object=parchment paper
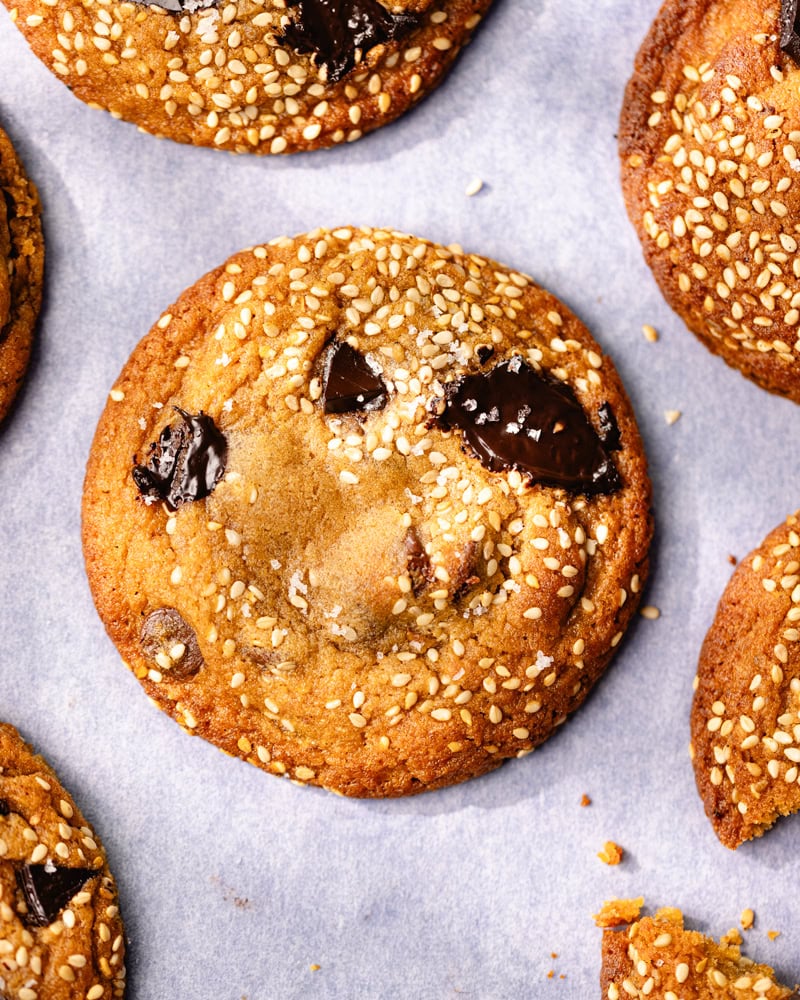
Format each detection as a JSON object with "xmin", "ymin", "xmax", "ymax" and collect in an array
[{"xmin": 1, "ymin": 2, "xmax": 798, "ymax": 996}]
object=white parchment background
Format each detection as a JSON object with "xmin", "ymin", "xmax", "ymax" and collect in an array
[{"xmin": 1, "ymin": 1, "xmax": 799, "ymax": 996}]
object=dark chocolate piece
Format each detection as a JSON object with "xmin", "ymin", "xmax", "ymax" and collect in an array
[
  {"xmin": 0, "ymin": 798, "xmax": 9, "ymax": 816},
  {"xmin": 404, "ymin": 528, "xmax": 432, "ymax": 595},
  {"xmin": 282, "ymin": 0, "xmax": 423, "ymax": 84},
  {"xmin": 781, "ymin": 0, "xmax": 800, "ymax": 64},
  {"xmin": 476, "ymin": 346, "xmax": 495, "ymax": 365},
  {"xmin": 141, "ymin": 608, "xmax": 205, "ymax": 679},
  {"xmin": 597, "ymin": 402, "xmax": 621, "ymax": 451},
  {"xmin": 133, "ymin": 408, "xmax": 228, "ymax": 511},
  {"xmin": 16, "ymin": 864, "xmax": 94, "ymax": 927},
  {"xmin": 434, "ymin": 357, "xmax": 621, "ymax": 495},
  {"xmin": 323, "ymin": 341, "xmax": 387, "ymax": 414}
]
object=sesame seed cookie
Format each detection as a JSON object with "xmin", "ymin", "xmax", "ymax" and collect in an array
[
  {"xmin": 0, "ymin": 123, "xmax": 43, "ymax": 423},
  {"xmin": 620, "ymin": 0, "xmax": 800, "ymax": 402},
  {"xmin": 2, "ymin": 0, "xmax": 491, "ymax": 154},
  {"xmin": 0, "ymin": 722, "xmax": 126, "ymax": 999},
  {"xmin": 691, "ymin": 511, "xmax": 800, "ymax": 849},
  {"xmin": 601, "ymin": 906, "xmax": 797, "ymax": 999},
  {"xmin": 82, "ymin": 226, "xmax": 652, "ymax": 797}
]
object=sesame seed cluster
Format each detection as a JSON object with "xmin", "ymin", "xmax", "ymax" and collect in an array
[
  {"xmin": 0, "ymin": 124, "xmax": 43, "ymax": 423},
  {"xmin": 691, "ymin": 511, "xmax": 800, "ymax": 849},
  {"xmin": 601, "ymin": 908, "xmax": 795, "ymax": 1000},
  {"xmin": 0, "ymin": 724, "xmax": 126, "ymax": 1000},
  {"xmin": 82, "ymin": 226, "xmax": 652, "ymax": 796},
  {"xmin": 620, "ymin": 0, "xmax": 800, "ymax": 402},
  {"xmin": 2, "ymin": 0, "xmax": 490, "ymax": 153}
]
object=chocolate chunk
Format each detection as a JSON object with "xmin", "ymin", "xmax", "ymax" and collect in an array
[
  {"xmin": 781, "ymin": 0, "xmax": 800, "ymax": 64},
  {"xmin": 476, "ymin": 346, "xmax": 495, "ymax": 365},
  {"xmin": 434, "ymin": 357, "xmax": 621, "ymax": 495},
  {"xmin": 0, "ymin": 798, "xmax": 9, "ymax": 816},
  {"xmin": 597, "ymin": 402, "xmax": 622, "ymax": 451},
  {"xmin": 323, "ymin": 341, "xmax": 387, "ymax": 414},
  {"xmin": 133, "ymin": 408, "xmax": 227, "ymax": 511},
  {"xmin": 404, "ymin": 528, "xmax": 432, "ymax": 595},
  {"xmin": 281, "ymin": 0, "xmax": 423, "ymax": 84},
  {"xmin": 141, "ymin": 608, "xmax": 204, "ymax": 679},
  {"xmin": 16, "ymin": 864, "xmax": 94, "ymax": 927}
]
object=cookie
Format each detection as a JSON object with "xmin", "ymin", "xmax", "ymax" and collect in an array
[
  {"xmin": 2, "ymin": 0, "xmax": 491, "ymax": 154},
  {"xmin": 0, "ymin": 123, "xmax": 43, "ymax": 423},
  {"xmin": 82, "ymin": 226, "xmax": 652, "ymax": 797},
  {"xmin": 620, "ymin": 0, "xmax": 800, "ymax": 402},
  {"xmin": 0, "ymin": 723, "xmax": 126, "ymax": 999},
  {"xmin": 601, "ymin": 906, "xmax": 797, "ymax": 999},
  {"xmin": 691, "ymin": 511, "xmax": 800, "ymax": 849}
]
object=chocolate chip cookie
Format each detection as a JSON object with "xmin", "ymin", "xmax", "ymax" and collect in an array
[
  {"xmin": 692, "ymin": 511, "xmax": 800, "ymax": 848},
  {"xmin": 0, "ymin": 723, "xmax": 126, "ymax": 999},
  {"xmin": 83, "ymin": 226, "xmax": 652, "ymax": 797},
  {"xmin": 620, "ymin": 0, "xmax": 800, "ymax": 402},
  {"xmin": 2, "ymin": 0, "xmax": 491, "ymax": 154},
  {"xmin": 0, "ymin": 123, "xmax": 43, "ymax": 423},
  {"xmin": 601, "ymin": 905, "xmax": 797, "ymax": 999}
]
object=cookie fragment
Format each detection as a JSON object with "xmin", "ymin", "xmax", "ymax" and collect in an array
[
  {"xmin": 0, "ymin": 722, "xmax": 126, "ymax": 998},
  {"xmin": 3, "ymin": 0, "xmax": 493, "ymax": 154},
  {"xmin": 83, "ymin": 226, "xmax": 652, "ymax": 798},
  {"xmin": 691, "ymin": 511, "xmax": 800, "ymax": 848},
  {"xmin": 600, "ymin": 906, "xmax": 797, "ymax": 999},
  {"xmin": 0, "ymin": 124, "xmax": 44, "ymax": 423},
  {"xmin": 620, "ymin": 0, "xmax": 800, "ymax": 401}
]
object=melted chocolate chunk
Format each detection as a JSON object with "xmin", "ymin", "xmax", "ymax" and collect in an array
[
  {"xmin": 434, "ymin": 357, "xmax": 621, "ymax": 495},
  {"xmin": 282, "ymin": 0, "xmax": 423, "ymax": 84},
  {"xmin": 404, "ymin": 527, "xmax": 432, "ymax": 595},
  {"xmin": 16, "ymin": 864, "xmax": 94, "ymax": 927},
  {"xmin": 323, "ymin": 341, "xmax": 387, "ymax": 414},
  {"xmin": 133, "ymin": 408, "xmax": 227, "ymax": 511},
  {"xmin": 141, "ymin": 608, "xmax": 204, "ymax": 679},
  {"xmin": 597, "ymin": 402, "xmax": 622, "ymax": 451},
  {"xmin": 0, "ymin": 799, "xmax": 9, "ymax": 816},
  {"xmin": 781, "ymin": 0, "xmax": 800, "ymax": 63},
  {"xmin": 476, "ymin": 346, "xmax": 495, "ymax": 365}
]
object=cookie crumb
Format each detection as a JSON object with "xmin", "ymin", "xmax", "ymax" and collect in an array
[
  {"xmin": 465, "ymin": 177, "xmax": 484, "ymax": 197},
  {"xmin": 310, "ymin": 964, "xmax": 321, "ymax": 972},
  {"xmin": 580, "ymin": 793, "xmax": 591, "ymax": 807},
  {"xmin": 664, "ymin": 409, "xmax": 682, "ymax": 425},
  {"xmin": 593, "ymin": 897, "xmax": 644, "ymax": 928},
  {"xmin": 641, "ymin": 324, "xmax": 659, "ymax": 342},
  {"xmin": 720, "ymin": 927, "xmax": 742, "ymax": 948},
  {"xmin": 547, "ymin": 970, "xmax": 554, "ymax": 980},
  {"xmin": 740, "ymin": 908, "xmax": 755, "ymax": 930},
  {"xmin": 597, "ymin": 841, "xmax": 624, "ymax": 865},
  {"xmin": 728, "ymin": 554, "xmax": 737, "ymax": 565},
  {"xmin": 768, "ymin": 930, "xmax": 781, "ymax": 941},
  {"xmin": 639, "ymin": 605, "xmax": 660, "ymax": 620}
]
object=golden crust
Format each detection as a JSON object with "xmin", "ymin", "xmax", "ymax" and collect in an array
[
  {"xmin": 601, "ymin": 908, "xmax": 797, "ymax": 1000},
  {"xmin": 3, "ymin": 0, "xmax": 491, "ymax": 154},
  {"xmin": 0, "ymin": 123, "xmax": 44, "ymax": 423},
  {"xmin": 0, "ymin": 722, "xmax": 126, "ymax": 999},
  {"xmin": 691, "ymin": 511, "xmax": 800, "ymax": 848},
  {"xmin": 82, "ymin": 226, "xmax": 652, "ymax": 797},
  {"xmin": 620, "ymin": 0, "xmax": 800, "ymax": 402}
]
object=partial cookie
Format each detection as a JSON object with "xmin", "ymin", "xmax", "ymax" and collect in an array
[
  {"xmin": 0, "ymin": 723, "xmax": 126, "ymax": 999},
  {"xmin": 692, "ymin": 511, "xmax": 800, "ymax": 848},
  {"xmin": 83, "ymin": 226, "xmax": 652, "ymax": 797},
  {"xmin": 601, "ymin": 906, "xmax": 797, "ymax": 999},
  {"xmin": 0, "ymin": 123, "xmax": 43, "ymax": 422},
  {"xmin": 2, "ymin": 0, "xmax": 491, "ymax": 154},
  {"xmin": 620, "ymin": 0, "xmax": 800, "ymax": 402}
]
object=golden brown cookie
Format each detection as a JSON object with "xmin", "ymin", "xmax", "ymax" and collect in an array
[
  {"xmin": 2, "ymin": 0, "xmax": 491, "ymax": 154},
  {"xmin": 0, "ymin": 723, "xmax": 126, "ymax": 999},
  {"xmin": 691, "ymin": 511, "xmax": 800, "ymax": 849},
  {"xmin": 620, "ymin": 0, "xmax": 800, "ymax": 402},
  {"xmin": 601, "ymin": 906, "xmax": 797, "ymax": 999},
  {"xmin": 82, "ymin": 226, "xmax": 652, "ymax": 797},
  {"xmin": 0, "ymin": 123, "xmax": 43, "ymax": 423}
]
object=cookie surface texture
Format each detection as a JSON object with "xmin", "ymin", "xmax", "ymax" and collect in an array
[
  {"xmin": 620, "ymin": 0, "xmax": 800, "ymax": 401},
  {"xmin": 0, "ymin": 723, "xmax": 126, "ymax": 999},
  {"xmin": 601, "ymin": 907, "xmax": 797, "ymax": 999},
  {"xmin": 83, "ymin": 226, "xmax": 652, "ymax": 797},
  {"xmin": 692, "ymin": 511, "xmax": 800, "ymax": 848},
  {"xmin": 0, "ymin": 124, "xmax": 43, "ymax": 423},
  {"xmin": 2, "ymin": 0, "xmax": 491, "ymax": 154}
]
